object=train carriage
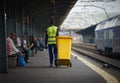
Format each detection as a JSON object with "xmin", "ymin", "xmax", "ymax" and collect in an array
[{"xmin": 95, "ymin": 15, "xmax": 120, "ymax": 55}]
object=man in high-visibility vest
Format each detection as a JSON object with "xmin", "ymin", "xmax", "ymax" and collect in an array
[{"xmin": 45, "ymin": 21, "xmax": 59, "ymax": 67}]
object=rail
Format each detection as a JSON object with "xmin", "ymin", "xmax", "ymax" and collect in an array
[{"xmin": 72, "ymin": 43, "xmax": 120, "ymax": 70}]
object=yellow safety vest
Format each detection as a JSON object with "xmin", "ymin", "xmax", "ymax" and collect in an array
[{"xmin": 47, "ymin": 25, "xmax": 58, "ymax": 44}]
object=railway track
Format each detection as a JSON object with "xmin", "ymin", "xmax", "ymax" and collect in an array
[{"xmin": 72, "ymin": 43, "xmax": 120, "ymax": 70}]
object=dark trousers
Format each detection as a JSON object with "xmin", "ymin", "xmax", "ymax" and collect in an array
[{"xmin": 48, "ymin": 44, "xmax": 57, "ymax": 65}]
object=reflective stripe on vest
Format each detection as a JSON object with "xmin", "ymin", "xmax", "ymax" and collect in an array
[{"xmin": 47, "ymin": 25, "xmax": 58, "ymax": 44}]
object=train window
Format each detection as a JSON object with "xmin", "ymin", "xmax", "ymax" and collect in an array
[
  {"xmin": 104, "ymin": 31, "xmax": 109, "ymax": 40},
  {"xmin": 95, "ymin": 32, "xmax": 98, "ymax": 39},
  {"xmin": 109, "ymin": 29, "xmax": 114, "ymax": 39},
  {"xmin": 103, "ymin": 30, "xmax": 113, "ymax": 40}
]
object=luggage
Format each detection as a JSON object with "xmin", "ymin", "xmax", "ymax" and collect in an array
[{"xmin": 18, "ymin": 55, "xmax": 25, "ymax": 67}]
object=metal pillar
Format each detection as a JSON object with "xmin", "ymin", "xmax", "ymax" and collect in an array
[
  {"xmin": 0, "ymin": 0, "xmax": 8, "ymax": 73},
  {"xmin": 15, "ymin": 5, "xmax": 23, "ymax": 37}
]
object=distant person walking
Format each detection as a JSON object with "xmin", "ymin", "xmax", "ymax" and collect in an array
[{"xmin": 45, "ymin": 20, "xmax": 59, "ymax": 67}]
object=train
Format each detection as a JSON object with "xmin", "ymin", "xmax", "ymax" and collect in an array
[{"xmin": 95, "ymin": 15, "xmax": 120, "ymax": 55}]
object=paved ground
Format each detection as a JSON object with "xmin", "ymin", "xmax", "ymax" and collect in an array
[{"xmin": 0, "ymin": 50, "xmax": 106, "ymax": 83}]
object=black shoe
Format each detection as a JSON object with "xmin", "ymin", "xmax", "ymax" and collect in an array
[{"xmin": 54, "ymin": 60, "xmax": 57, "ymax": 65}]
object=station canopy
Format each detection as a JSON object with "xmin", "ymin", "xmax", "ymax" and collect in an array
[{"xmin": 60, "ymin": 0, "xmax": 120, "ymax": 30}]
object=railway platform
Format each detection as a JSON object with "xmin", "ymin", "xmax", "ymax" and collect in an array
[{"xmin": 0, "ymin": 50, "xmax": 119, "ymax": 83}]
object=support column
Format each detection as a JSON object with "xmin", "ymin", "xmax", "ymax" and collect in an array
[{"xmin": 0, "ymin": 0, "xmax": 8, "ymax": 73}]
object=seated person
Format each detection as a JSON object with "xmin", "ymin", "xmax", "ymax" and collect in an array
[{"xmin": 6, "ymin": 32, "xmax": 25, "ymax": 66}]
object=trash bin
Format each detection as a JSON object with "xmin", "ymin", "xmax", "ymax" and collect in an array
[{"xmin": 56, "ymin": 36, "xmax": 72, "ymax": 67}]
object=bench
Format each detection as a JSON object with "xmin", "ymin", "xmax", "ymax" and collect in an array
[{"xmin": 8, "ymin": 54, "xmax": 17, "ymax": 69}]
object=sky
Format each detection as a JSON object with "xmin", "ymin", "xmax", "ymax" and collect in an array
[{"xmin": 60, "ymin": 0, "xmax": 120, "ymax": 30}]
